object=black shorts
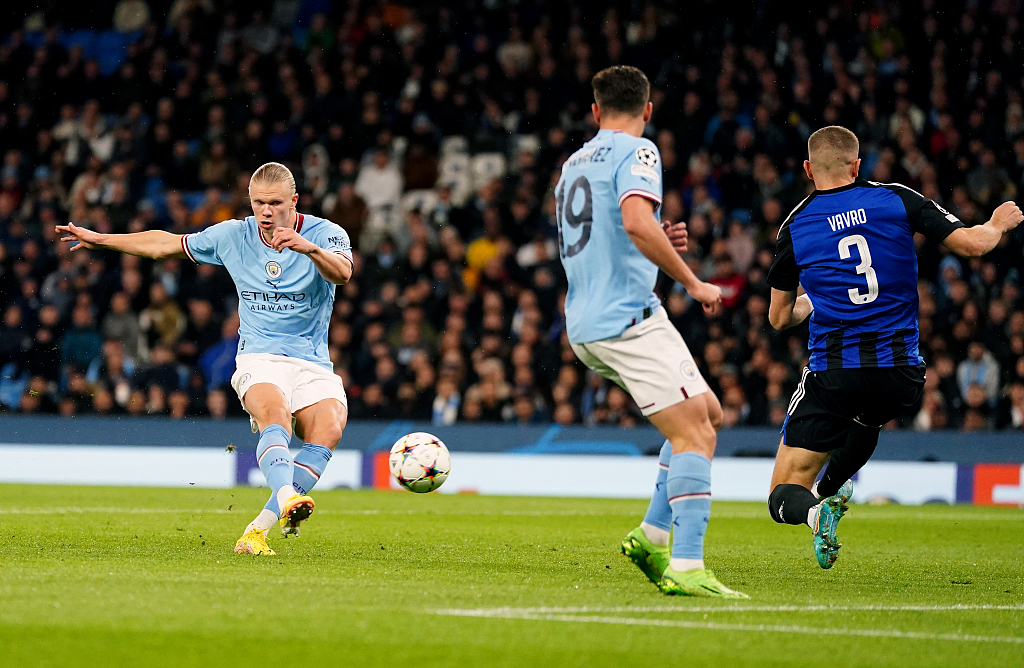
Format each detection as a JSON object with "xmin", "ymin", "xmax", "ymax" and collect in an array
[{"xmin": 782, "ymin": 365, "xmax": 926, "ymax": 453}]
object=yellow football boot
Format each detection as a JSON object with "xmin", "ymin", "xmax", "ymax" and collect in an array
[
  {"xmin": 279, "ymin": 494, "xmax": 315, "ymax": 538},
  {"xmin": 234, "ymin": 529, "xmax": 276, "ymax": 556}
]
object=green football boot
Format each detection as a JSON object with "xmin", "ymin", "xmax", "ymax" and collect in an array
[
  {"xmin": 620, "ymin": 527, "xmax": 670, "ymax": 584},
  {"xmin": 657, "ymin": 567, "xmax": 750, "ymax": 599},
  {"xmin": 812, "ymin": 480, "xmax": 853, "ymax": 569}
]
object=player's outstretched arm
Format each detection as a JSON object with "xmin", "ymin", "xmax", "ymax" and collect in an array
[
  {"xmin": 621, "ymin": 195, "xmax": 722, "ymax": 315},
  {"xmin": 56, "ymin": 222, "xmax": 186, "ymax": 260},
  {"xmin": 269, "ymin": 227, "xmax": 352, "ymax": 284},
  {"xmin": 768, "ymin": 288, "xmax": 814, "ymax": 330},
  {"xmin": 942, "ymin": 201, "xmax": 1023, "ymax": 257}
]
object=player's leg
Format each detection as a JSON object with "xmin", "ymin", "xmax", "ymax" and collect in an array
[
  {"xmin": 577, "ymin": 313, "xmax": 745, "ymax": 596},
  {"xmin": 768, "ymin": 368, "xmax": 857, "ymax": 568},
  {"xmin": 235, "ymin": 382, "xmax": 294, "ymax": 554},
  {"xmin": 629, "ymin": 392, "xmax": 720, "ymax": 556},
  {"xmin": 814, "ymin": 422, "xmax": 879, "ymax": 498},
  {"xmin": 572, "ymin": 341, "xmax": 673, "ymax": 582},
  {"xmin": 647, "ymin": 394, "xmax": 714, "ymax": 570},
  {"xmin": 292, "ymin": 398, "xmax": 347, "ymax": 491},
  {"xmin": 276, "ymin": 364, "xmax": 349, "ymax": 536},
  {"xmin": 768, "ymin": 440, "xmax": 830, "ymax": 527},
  {"xmin": 648, "ymin": 395, "xmax": 746, "ymax": 598},
  {"xmin": 815, "ymin": 366, "xmax": 924, "ymax": 498},
  {"xmin": 276, "ymin": 398, "xmax": 347, "ymax": 537}
]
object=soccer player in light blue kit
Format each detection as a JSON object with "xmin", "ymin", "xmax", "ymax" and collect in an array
[
  {"xmin": 58, "ymin": 163, "xmax": 353, "ymax": 556},
  {"xmin": 558, "ymin": 66, "xmax": 746, "ymax": 597}
]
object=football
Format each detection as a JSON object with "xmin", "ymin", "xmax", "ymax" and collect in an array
[{"xmin": 388, "ymin": 432, "xmax": 451, "ymax": 493}]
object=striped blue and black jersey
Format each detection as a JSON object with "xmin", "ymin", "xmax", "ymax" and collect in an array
[{"xmin": 767, "ymin": 178, "xmax": 963, "ymax": 371}]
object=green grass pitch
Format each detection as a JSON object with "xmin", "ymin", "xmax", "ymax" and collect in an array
[{"xmin": 1, "ymin": 484, "xmax": 1021, "ymax": 668}]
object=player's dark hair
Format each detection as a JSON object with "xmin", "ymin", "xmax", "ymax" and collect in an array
[{"xmin": 591, "ymin": 66, "xmax": 650, "ymax": 117}]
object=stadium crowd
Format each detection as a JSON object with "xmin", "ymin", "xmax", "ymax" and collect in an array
[{"xmin": 0, "ymin": 0, "xmax": 1023, "ymax": 432}]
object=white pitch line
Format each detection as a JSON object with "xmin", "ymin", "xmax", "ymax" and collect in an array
[
  {"xmin": 439, "ymin": 604, "xmax": 1024, "ymax": 615},
  {"xmin": 435, "ymin": 610, "xmax": 1024, "ymax": 644}
]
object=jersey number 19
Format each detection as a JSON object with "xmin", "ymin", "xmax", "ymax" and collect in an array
[{"xmin": 556, "ymin": 176, "xmax": 592, "ymax": 259}]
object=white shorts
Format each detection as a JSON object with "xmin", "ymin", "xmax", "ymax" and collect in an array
[
  {"xmin": 570, "ymin": 308, "xmax": 708, "ymax": 416},
  {"xmin": 230, "ymin": 354, "xmax": 348, "ymax": 429}
]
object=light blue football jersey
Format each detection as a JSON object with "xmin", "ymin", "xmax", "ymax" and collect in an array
[
  {"xmin": 182, "ymin": 214, "xmax": 351, "ymax": 370},
  {"xmin": 556, "ymin": 128, "xmax": 663, "ymax": 343}
]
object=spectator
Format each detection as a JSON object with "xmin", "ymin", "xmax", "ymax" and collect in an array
[
  {"xmin": 206, "ymin": 388, "xmax": 230, "ymax": 419},
  {"xmin": 198, "ymin": 312, "xmax": 239, "ymax": 391},
  {"xmin": 957, "ymin": 342, "xmax": 1000, "ymax": 405},
  {"xmin": 355, "ymin": 148, "xmax": 404, "ymax": 250},
  {"xmin": 61, "ymin": 305, "xmax": 103, "ymax": 372},
  {"xmin": 102, "ymin": 292, "xmax": 141, "ymax": 359},
  {"xmin": 139, "ymin": 283, "xmax": 186, "ymax": 351}
]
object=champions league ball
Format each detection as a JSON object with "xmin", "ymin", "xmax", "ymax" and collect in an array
[{"xmin": 389, "ymin": 432, "xmax": 451, "ymax": 493}]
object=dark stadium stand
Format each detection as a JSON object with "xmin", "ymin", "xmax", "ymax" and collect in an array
[{"xmin": 0, "ymin": 0, "xmax": 1022, "ymax": 433}]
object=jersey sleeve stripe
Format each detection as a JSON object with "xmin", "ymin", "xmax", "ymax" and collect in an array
[
  {"xmin": 776, "ymin": 193, "xmax": 816, "ymax": 240},
  {"xmin": 333, "ymin": 250, "xmax": 353, "ymax": 261},
  {"xmin": 618, "ymin": 189, "xmax": 662, "ymax": 207},
  {"xmin": 181, "ymin": 234, "xmax": 198, "ymax": 264},
  {"xmin": 868, "ymin": 180, "xmax": 925, "ymax": 199}
]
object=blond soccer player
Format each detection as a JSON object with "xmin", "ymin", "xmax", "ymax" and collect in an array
[{"xmin": 59, "ymin": 163, "xmax": 353, "ymax": 555}]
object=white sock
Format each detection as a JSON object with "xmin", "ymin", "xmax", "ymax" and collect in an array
[
  {"xmin": 276, "ymin": 485, "xmax": 296, "ymax": 510},
  {"xmin": 807, "ymin": 504, "xmax": 820, "ymax": 529},
  {"xmin": 640, "ymin": 522, "xmax": 670, "ymax": 547},
  {"xmin": 811, "ymin": 481, "xmax": 821, "ymax": 498},
  {"xmin": 670, "ymin": 557, "xmax": 704, "ymax": 572},
  {"xmin": 244, "ymin": 509, "xmax": 278, "ymax": 534}
]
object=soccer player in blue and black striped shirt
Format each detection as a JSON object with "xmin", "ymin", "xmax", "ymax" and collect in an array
[{"xmin": 764, "ymin": 126, "xmax": 1023, "ymax": 568}]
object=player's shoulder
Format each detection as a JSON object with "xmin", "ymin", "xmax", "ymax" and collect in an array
[
  {"xmin": 860, "ymin": 179, "xmax": 929, "ymax": 204},
  {"xmin": 298, "ymin": 213, "xmax": 346, "ymax": 236},
  {"xmin": 299, "ymin": 213, "xmax": 351, "ymax": 251},
  {"xmin": 777, "ymin": 192, "xmax": 817, "ymax": 238},
  {"xmin": 193, "ymin": 217, "xmax": 249, "ymax": 236},
  {"xmin": 611, "ymin": 132, "xmax": 659, "ymax": 162}
]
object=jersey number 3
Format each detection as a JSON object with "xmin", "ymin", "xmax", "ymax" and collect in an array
[
  {"xmin": 556, "ymin": 176, "xmax": 592, "ymax": 258},
  {"xmin": 838, "ymin": 234, "xmax": 879, "ymax": 304}
]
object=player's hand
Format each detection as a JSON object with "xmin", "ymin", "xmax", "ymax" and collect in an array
[
  {"xmin": 689, "ymin": 281, "xmax": 723, "ymax": 316},
  {"xmin": 663, "ymin": 220, "xmax": 689, "ymax": 253},
  {"xmin": 990, "ymin": 201, "xmax": 1023, "ymax": 232},
  {"xmin": 56, "ymin": 222, "xmax": 103, "ymax": 251},
  {"xmin": 270, "ymin": 227, "xmax": 318, "ymax": 254}
]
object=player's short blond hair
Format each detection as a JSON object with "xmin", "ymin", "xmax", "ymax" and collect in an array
[
  {"xmin": 807, "ymin": 126, "xmax": 859, "ymax": 175},
  {"xmin": 249, "ymin": 162, "xmax": 296, "ymax": 195}
]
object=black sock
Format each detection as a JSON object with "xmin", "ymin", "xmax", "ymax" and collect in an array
[
  {"xmin": 768, "ymin": 484, "xmax": 819, "ymax": 525},
  {"xmin": 817, "ymin": 422, "xmax": 880, "ymax": 498}
]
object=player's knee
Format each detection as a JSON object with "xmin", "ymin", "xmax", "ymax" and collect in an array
[
  {"xmin": 670, "ymin": 420, "xmax": 716, "ymax": 457},
  {"xmin": 321, "ymin": 424, "xmax": 344, "ymax": 448},
  {"xmin": 308, "ymin": 417, "xmax": 344, "ymax": 448},
  {"xmin": 696, "ymin": 390, "xmax": 723, "ymax": 432},
  {"xmin": 707, "ymin": 400, "xmax": 724, "ymax": 432}
]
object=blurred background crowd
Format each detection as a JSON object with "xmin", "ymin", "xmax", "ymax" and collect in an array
[{"xmin": 0, "ymin": 0, "xmax": 1023, "ymax": 431}]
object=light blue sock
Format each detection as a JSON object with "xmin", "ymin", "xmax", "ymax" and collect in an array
[
  {"xmin": 666, "ymin": 452, "xmax": 712, "ymax": 559},
  {"xmin": 256, "ymin": 424, "xmax": 293, "ymax": 517},
  {"xmin": 642, "ymin": 440, "xmax": 673, "ymax": 532},
  {"xmin": 292, "ymin": 444, "xmax": 333, "ymax": 495}
]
